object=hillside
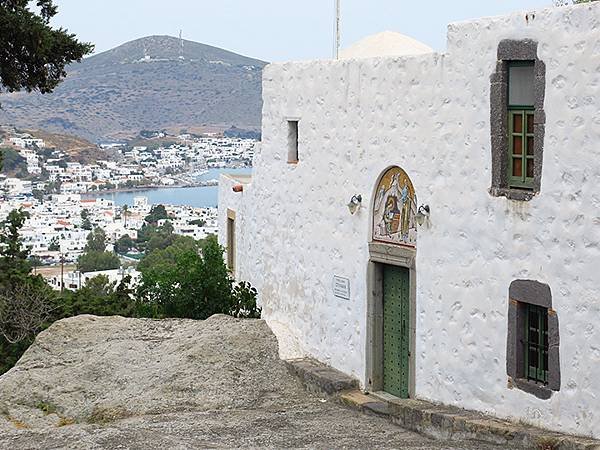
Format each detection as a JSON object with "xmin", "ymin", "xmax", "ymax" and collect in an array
[
  {"xmin": 0, "ymin": 36, "xmax": 267, "ymax": 142},
  {"xmin": 23, "ymin": 129, "xmax": 103, "ymax": 163}
]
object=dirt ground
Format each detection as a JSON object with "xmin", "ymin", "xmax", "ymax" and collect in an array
[{"xmin": 34, "ymin": 264, "xmax": 76, "ymax": 278}]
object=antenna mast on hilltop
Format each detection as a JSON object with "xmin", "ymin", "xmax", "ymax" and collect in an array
[
  {"xmin": 179, "ymin": 29, "xmax": 184, "ymax": 60},
  {"xmin": 334, "ymin": 0, "xmax": 341, "ymax": 59}
]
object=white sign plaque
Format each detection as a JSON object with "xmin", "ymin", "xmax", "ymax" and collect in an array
[{"xmin": 333, "ymin": 276, "xmax": 351, "ymax": 300}]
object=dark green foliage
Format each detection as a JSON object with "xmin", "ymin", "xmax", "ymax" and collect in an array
[
  {"xmin": 136, "ymin": 235, "xmax": 259, "ymax": 320},
  {"xmin": 32, "ymin": 189, "xmax": 44, "ymax": 202},
  {"xmin": 0, "ymin": 0, "xmax": 93, "ymax": 96},
  {"xmin": 0, "ymin": 147, "xmax": 26, "ymax": 175},
  {"xmin": 145, "ymin": 222, "xmax": 177, "ymax": 253},
  {"xmin": 195, "ymin": 235, "xmax": 235, "ymax": 318},
  {"xmin": 98, "ymin": 182, "xmax": 115, "ymax": 190},
  {"xmin": 84, "ymin": 227, "xmax": 107, "ymax": 253},
  {"xmin": 135, "ymin": 223, "xmax": 154, "ymax": 244},
  {"xmin": 44, "ymin": 180, "xmax": 61, "ymax": 194},
  {"xmin": 230, "ymin": 281, "xmax": 261, "ymax": 319},
  {"xmin": 77, "ymin": 251, "xmax": 120, "ymax": 273},
  {"xmin": 0, "ymin": 208, "xmax": 54, "ymax": 375},
  {"xmin": 59, "ymin": 275, "xmax": 136, "ymax": 318},
  {"xmin": 0, "ymin": 336, "xmax": 32, "ymax": 375},
  {"xmin": 80, "ymin": 208, "xmax": 92, "ymax": 230},
  {"xmin": 115, "ymin": 234, "xmax": 133, "ymax": 254},
  {"xmin": 136, "ymin": 234, "xmax": 198, "ymax": 273},
  {"xmin": 48, "ymin": 236, "xmax": 59, "ymax": 251},
  {"xmin": 135, "ymin": 221, "xmax": 180, "ymax": 253},
  {"xmin": 28, "ymin": 255, "xmax": 42, "ymax": 269},
  {"xmin": 144, "ymin": 204, "xmax": 169, "ymax": 224},
  {"xmin": 77, "ymin": 228, "xmax": 120, "ymax": 272},
  {"xmin": 0, "ymin": 209, "xmax": 31, "ymax": 286},
  {"xmin": 189, "ymin": 218, "xmax": 206, "ymax": 227},
  {"xmin": 121, "ymin": 205, "xmax": 129, "ymax": 227}
]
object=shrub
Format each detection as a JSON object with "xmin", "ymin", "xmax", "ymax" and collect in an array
[{"xmin": 230, "ymin": 281, "xmax": 260, "ymax": 319}]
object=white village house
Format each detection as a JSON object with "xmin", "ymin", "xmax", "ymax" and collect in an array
[{"xmin": 219, "ymin": 3, "xmax": 600, "ymax": 439}]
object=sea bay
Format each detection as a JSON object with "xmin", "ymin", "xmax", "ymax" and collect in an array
[{"xmin": 82, "ymin": 168, "xmax": 251, "ymax": 208}]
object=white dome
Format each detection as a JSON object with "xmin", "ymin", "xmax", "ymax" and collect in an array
[{"xmin": 339, "ymin": 31, "xmax": 433, "ymax": 60}]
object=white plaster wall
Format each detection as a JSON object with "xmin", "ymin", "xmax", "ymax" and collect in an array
[{"xmin": 218, "ymin": 3, "xmax": 600, "ymax": 438}]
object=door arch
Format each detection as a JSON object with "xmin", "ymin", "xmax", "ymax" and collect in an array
[
  {"xmin": 371, "ymin": 165, "xmax": 418, "ymax": 248},
  {"xmin": 366, "ymin": 166, "xmax": 417, "ymax": 398}
]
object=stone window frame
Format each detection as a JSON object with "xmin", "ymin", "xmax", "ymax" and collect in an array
[
  {"xmin": 226, "ymin": 208, "xmax": 236, "ymax": 273},
  {"xmin": 286, "ymin": 118, "xmax": 299, "ymax": 164},
  {"xmin": 490, "ymin": 39, "xmax": 546, "ymax": 201},
  {"xmin": 506, "ymin": 279, "xmax": 560, "ymax": 400}
]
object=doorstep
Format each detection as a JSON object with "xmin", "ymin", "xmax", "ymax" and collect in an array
[
  {"xmin": 285, "ymin": 358, "xmax": 600, "ymax": 450},
  {"xmin": 340, "ymin": 390, "xmax": 600, "ymax": 450},
  {"xmin": 284, "ymin": 357, "xmax": 359, "ymax": 395}
]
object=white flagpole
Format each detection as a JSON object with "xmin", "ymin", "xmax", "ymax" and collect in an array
[{"xmin": 335, "ymin": 0, "xmax": 341, "ymax": 60}]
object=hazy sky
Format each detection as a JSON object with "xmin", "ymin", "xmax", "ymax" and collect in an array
[{"xmin": 52, "ymin": 0, "xmax": 553, "ymax": 62}]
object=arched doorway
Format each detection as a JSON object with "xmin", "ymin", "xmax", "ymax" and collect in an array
[{"xmin": 366, "ymin": 166, "xmax": 417, "ymax": 399}]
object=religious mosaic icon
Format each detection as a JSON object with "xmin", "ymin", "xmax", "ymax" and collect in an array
[{"xmin": 373, "ymin": 166, "xmax": 417, "ymax": 247}]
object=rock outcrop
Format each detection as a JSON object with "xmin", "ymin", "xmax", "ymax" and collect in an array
[
  {"xmin": 0, "ymin": 314, "xmax": 302, "ymax": 428},
  {"xmin": 0, "ymin": 315, "xmax": 501, "ymax": 449}
]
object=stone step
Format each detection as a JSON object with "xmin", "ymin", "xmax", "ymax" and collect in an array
[
  {"xmin": 284, "ymin": 357, "xmax": 359, "ymax": 396},
  {"xmin": 340, "ymin": 390, "xmax": 600, "ymax": 450}
]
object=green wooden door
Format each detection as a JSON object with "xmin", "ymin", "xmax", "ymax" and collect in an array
[{"xmin": 383, "ymin": 265, "xmax": 410, "ymax": 398}]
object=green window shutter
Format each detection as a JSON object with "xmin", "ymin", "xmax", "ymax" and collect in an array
[
  {"xmin": 524, "ymin": 304, "xmax": 549, "ymax": 384},
  {"xmin": 507, "ymin": 60, "xmax": 535, "ymax": 190},
  {"xmin": 508, "ymin": 110, "xmax": 534, "ymax": 189}
]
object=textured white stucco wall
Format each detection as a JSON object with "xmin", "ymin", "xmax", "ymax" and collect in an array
[{"xmin": 219, "ymin": 3, "xmax": 600, "ymax": 438}]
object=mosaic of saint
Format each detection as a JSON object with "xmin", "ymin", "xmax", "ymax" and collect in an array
[{"xmin": 373, "ymin": 167, "xmax": 417, "ymax": 247}]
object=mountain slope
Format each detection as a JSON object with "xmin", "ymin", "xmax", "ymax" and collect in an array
[{"xmin": 0, "ymin": 36, "xmax": 267, "ymax": 141}]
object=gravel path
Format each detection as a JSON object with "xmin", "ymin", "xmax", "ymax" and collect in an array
[{"xmin": 0, "ymin": 315, "xmax": 505, "ymax": 449}]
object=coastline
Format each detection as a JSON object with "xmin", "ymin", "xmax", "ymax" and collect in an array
[
  {"xmin": 82, "ymin": 167, "xmax": 252, "ymax": 197},
  {"xmin": 83, "ymin": 182, "xmax": 216, "ymax": 196}
]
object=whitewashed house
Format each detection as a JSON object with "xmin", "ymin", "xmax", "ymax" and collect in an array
[
  {"xmin": 219, "ymin": 4, "xmax": 600, "ymax": 439},
  {"xmin": 46, "ymin": 267, "xmax": 140, "ymax": 291}
]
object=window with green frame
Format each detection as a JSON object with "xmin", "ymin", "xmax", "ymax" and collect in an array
[
  {"xmin": 507, "ymin": 61, "xmax": 535, "ymax": 189},
  {"xmin": 522, "ymin": 303, "xmax": 549, "ymax": 385}
]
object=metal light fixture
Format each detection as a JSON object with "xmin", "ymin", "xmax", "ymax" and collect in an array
[
  {"xmin": 347, "ymin": 194, "xmax": 362, "ymax": 215},
  {"xmin": 416, "ymin": 204, "xmax": 430, "ymax": 226}
]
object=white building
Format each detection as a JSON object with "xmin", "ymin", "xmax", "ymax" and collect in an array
[
  {"xmin": 3, "ymin": 178, "xmax": 32, "ymax": 196},
  {"xmin": 10, "ymin": 134, "xmax": 45, "ymax": 148},
  {"xmin": 219, "ymin": 4, "xmax": 600, "ymax": 439},
  {"xmin": 46, "ymin": 267, "xmax": 140, "ymax": 292}
]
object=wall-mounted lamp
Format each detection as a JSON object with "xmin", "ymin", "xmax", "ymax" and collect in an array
[
  {"xmin": 347, "ymin": 194, "xmax": 362, "ymax": 215},
  {"xmin": 232, "ymin": 184, "xmax": 244, "ymax": 193},
  {"xmin": 416, "ymin": 204, "xmax": 430, "ymax": 226}
]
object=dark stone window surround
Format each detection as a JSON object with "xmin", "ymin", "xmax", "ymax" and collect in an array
[
  {"xmin": 506, "ymin": 280, "xmax": 560, "ymax": 400},
  {"xmin": 490, "ymin": 39, "xmax": 546, "ymax": 201}
]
